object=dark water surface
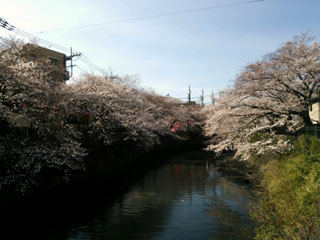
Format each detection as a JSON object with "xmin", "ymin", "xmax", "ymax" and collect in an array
[{"xmin": 3, "ymin": 151, "xmax": 257, "ymax": 240}]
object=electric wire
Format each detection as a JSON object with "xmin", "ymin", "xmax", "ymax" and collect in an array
[
  {"xmin": 75, "ymin": 65, "xmax": 87, "ymax": 74},
  {"xmin": 34, "ymin": 0, "xmax": 263, "ymax": 34},
  {"xmin": 79, "ymin": 55, "xmax": 107, "ymax": 75},
  {"xmin": 0, "ymin": 17, "xmax": 106, "ymax": 75},
  {"xmin": 0, "ymin": 18, "xmax": 70, "ymax": 53},
  {"xmin": 1, "ymin": 0, "xmax": 264, "ymax": 74}
]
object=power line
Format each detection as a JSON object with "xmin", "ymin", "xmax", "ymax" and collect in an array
[
  {"xmin": 0, "ymin": 17, "xmax": 106, "ymax": 75},
  {"xmin": 79, "ymin": 55, "xmax": 107, "ymax": 75},
  {"xmin": 34, "ymin": 0, "xmax": 263, "ymax": 34},
  {"xmin": 1, "ymin": 17, "xmax": 70, "ymax": 53},
  {"xmin": 75, "ymin": 65, "xmax": 87, "ymax": 74}
]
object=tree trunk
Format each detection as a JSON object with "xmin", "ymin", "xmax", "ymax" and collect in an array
[{"xmin": 302, "ymin": 111, "xmax": 313, "ymax": 126}]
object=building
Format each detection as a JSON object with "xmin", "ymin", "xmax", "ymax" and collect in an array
[
  {"xmin": 309, "ymin": 98, "xmax": 320, "ymax": 124},
  {"xmin": 24, "ymin": 44, "xmax": 70, "ymax": 81}
]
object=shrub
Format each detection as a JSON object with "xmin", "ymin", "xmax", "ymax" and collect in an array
[{"xmin": 251, "ymin": 135, "xmax": 320, "ymax": 240}]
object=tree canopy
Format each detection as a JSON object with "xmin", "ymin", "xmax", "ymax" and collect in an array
[
  {"xmin": 0, "ymin": 38, "xmax": 203, "ymax": 193},
  {"xmin": 203, "ymin": 33, "xmax": 320, "ymax": 159}
]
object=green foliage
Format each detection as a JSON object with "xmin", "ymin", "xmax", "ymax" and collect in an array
[
  {"xmin": 251, "ymin": 135, "xmax": 320, "ymax": 240},
  {"xmin": 245, "ymin": 134, "xmax": 293, "ymax": 176}
]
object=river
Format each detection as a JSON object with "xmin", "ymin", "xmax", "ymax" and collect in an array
[{"xmin": 3, "ymin": 150, "xmax": 257, "ymax": 239}]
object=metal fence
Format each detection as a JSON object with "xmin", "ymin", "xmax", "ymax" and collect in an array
[{"xmin": 305, "ymin": 125, "xmax": 320, "ymax": 138}]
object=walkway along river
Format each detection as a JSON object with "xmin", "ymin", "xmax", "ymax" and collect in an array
[{"xmin": 1, "ymin": 150, "xmax": 257, "ymax": 240}]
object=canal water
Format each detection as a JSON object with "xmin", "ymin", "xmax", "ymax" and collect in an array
[{"xmin": 3, "ymin": 151, "xmax": 257, "ymax": 240}]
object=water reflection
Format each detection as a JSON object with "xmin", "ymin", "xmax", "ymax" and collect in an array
[
  {"xmin": 2, "ymin": 151, "xmax": 256, "ymax": 239},
  {"xmin": 64, "ymin": 151, "xmax": 256, "ymax": 240}
]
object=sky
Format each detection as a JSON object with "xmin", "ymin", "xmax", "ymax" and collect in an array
[{"xmin": 1, "ymin": 0, "xmax": 320, "ymax": 103}]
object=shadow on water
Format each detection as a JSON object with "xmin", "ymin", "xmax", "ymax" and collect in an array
[{"xmin": 0, "ymin": 150, "xmax": 257, "ymax": 240}]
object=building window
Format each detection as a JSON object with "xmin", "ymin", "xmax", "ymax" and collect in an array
[{"xmin": 49, "ymin": 57, "xmax": 58, "ymax": 66}]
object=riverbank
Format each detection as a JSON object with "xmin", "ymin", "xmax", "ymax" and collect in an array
[
  {"xmin": 212, "ymin": 152, "xmax": 262, "ymax": 191},
  {"xmin": 0, "ymin": 131, "xmax": 207, "ymax": 206},
  {"xmin": 72, "ymin": 131, "xmax": 207, "ymax": 189}
]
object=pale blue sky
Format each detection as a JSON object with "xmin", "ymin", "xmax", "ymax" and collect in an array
[{"xmin": 1, "ymin": 0, "xmax": 320, "ymax": 102}]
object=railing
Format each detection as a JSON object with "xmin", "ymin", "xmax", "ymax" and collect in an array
[{"xmin": 305, "ymin": 125, "xmax": 320, "ymax": 138}]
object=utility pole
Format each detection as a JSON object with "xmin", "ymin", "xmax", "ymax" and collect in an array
[
  {"xmin": 188, "ymin": 86, "xmax": 191, "ymax": 103},
  {"xmin": 200, "ymin": 89, "xmax": 204, "ymax": 107},
  {"xmin": 66, "ymin": 47, "xmax": 81, "ymax": 78},
  {"xmin": 211, "ymin": 91, "xmax": 215, "ymax": 105}
]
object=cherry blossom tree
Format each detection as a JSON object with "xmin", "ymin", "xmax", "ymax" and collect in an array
[
  {"xmin": 0, "ymin": 38, "xmax": 202, "ymax": 193},
  {"xmin": 203, "ymin": 33, "xmax": 320, "ymax": 159},
  {"xmin": 0, "ymin": 38, "xmax": 87, "ymax": 192},
  {"xmin": 67, "ymin": 74, "xmax": 203, "ymax": 150}
]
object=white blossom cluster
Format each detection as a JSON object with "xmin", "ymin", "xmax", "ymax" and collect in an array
[
  {"xmin": 0, "ymin": 38, "xmax": 88, "ymax": 192},
  {"xmin": 68, "ymin": 75, "xmax": 202, "ymax": 149},
  {"xmin": 0, "ymin": 38, "xmax": 202, "ymax": 193},
  {"xmin": 203, "ymin": 33, "xmax": 320, "ymax": 160}
]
